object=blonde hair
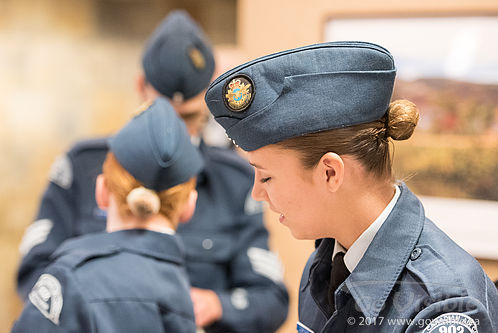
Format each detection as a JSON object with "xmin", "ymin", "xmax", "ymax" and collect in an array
[
  {"xmin": 102, "ymin": 153, "xmax": 196, "ymax": 223},
  {"xmin": 277, "ymin": 99, "xmax": 419, "ymax": 181}
]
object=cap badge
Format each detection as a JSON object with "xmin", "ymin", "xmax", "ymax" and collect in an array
[
  {"xmin": 224, "ymin": 75, "xmax": 254, "ymax": 112},
  {"xmin": 189, "ymin": 47, "xmax": 206, "ymax": 70}
]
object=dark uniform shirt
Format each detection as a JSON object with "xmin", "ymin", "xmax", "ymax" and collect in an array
[
  {"xmin": 298, "ymin": 183, "xmax": 498, "ymax": 332},
  {"xmin": 17, "ymin": 138, "xmax": 289, "ymax": 333},
  {"xmin": 13, "ymin": 229, "xmax": 195, "ymax": 332}
]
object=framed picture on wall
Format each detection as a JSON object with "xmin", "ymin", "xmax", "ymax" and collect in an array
[{"xmin": 325, "ymin": 16, "xmax": 498, "ymax": 259}]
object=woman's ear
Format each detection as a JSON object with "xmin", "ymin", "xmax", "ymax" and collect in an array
[
  {"xmin": 135, "ymin": 73, "xmax": 147, "ymax": 102},
  {"xmin": 179, "ymin": 190, "xmax": 198, "ymax": 223},
  {"xmin": 95, "ymin": 174, "xmax": 110, "ymax": 210},
  {"xmin": 318, "ymin": 152, "xmax": 345, "ymax": 192}
]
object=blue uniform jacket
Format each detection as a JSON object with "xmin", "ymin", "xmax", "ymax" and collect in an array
[
  {"xmin": 13, "ymin": 229, "xmax": 195, "ymax": 332},
  {"xmin": 298, "ymin": 184, "xmax": 498, "ymax": 332},
  {"xmin": 17, "ymin": 138, "xmax": 289, "ymax": 333}
]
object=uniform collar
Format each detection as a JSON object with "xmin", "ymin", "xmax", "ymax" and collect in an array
[
  {"xmin": 332, "ymin": 185, "xmax": 401, "ymax": 272},
  {"xmin": 310, "ymin": 183, "xmax": 424, "ymax": 319},
  {"xmin": 53, "ymin": 229, "xmax": 186, "ymax": 265},
  {"xmin": 344, "ymin": 183, "xmax": 424, "ymax": 318},
  {"xmin": 151, "ymin": 226, "xmax": 176, "ymax": 235},
  {"xmin": 190, "ymin": 135, "xmax": 201, "ymax": 147}
]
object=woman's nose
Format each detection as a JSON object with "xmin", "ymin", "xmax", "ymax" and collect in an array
[{"xmin": 251, "ymin": 174, "xmax": 266, "ymax": 202}]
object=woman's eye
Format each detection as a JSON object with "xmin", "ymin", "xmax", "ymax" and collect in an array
[{"xmin": 260, "ymin": 177, "xmax": 271, "ymax": 183}]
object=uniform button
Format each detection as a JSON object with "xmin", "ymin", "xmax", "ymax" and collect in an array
[
  {"xmin": 410, "ymin": 247, "xmax": 422, "ymax": 260},
  {"xmin": 202, "ymin": 238, "xmax": 213, "ymax": 250}
]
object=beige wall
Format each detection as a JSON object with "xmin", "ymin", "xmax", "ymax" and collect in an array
[
  {"xmin": 0, "ymin": 1, "xmax": 143, "ymax": 331},
  {"xmin": 238, "ymin": 0, "xmax": 498, "ymax": 58}
]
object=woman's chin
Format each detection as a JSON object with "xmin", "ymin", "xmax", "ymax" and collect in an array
[{"xmin": 289, "ymin": 228, "xmax": 314, "ymax": 241}]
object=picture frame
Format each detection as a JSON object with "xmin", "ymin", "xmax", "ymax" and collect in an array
[{"xmin": 325, "ymin": 15, "xmax": 498, "ymax": 259}]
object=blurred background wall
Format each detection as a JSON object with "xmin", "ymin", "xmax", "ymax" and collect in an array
[{"xmin": 1, "ymin": 0, "xmax": 497, "ymax": 332}]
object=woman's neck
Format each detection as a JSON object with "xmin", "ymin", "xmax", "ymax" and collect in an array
[
  {"xmin": 329, "ymin": 179, "xmax": 396, "ymax": 249},
  {"xmin": 105, "ymin": 200, "xmax": 176, "ymax": 233}
]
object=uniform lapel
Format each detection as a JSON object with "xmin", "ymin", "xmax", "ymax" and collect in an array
[
  {"xmin": 309, "ymin": 238, "xmax": 336, "ymax": 317},
  {"xmin": 344, "ymin": 183, "xmax": 425, "ymax": 319}
]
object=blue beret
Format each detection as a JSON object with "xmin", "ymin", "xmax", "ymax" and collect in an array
[
  {"xmin": 109, "ymin": 97, "xmax": 204, "ymax": 191},
  {"xmin": 205, "ymin": 41, "xmax": 396, "ymax": 151},
  {"xmin": 142, "ymin": 10, "xmax": 215, "ymax": 101}
]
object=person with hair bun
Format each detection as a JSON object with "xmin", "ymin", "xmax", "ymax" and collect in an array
[
  {"xmin": 205, "ymin": 42, "xmax": 498, "ymax": 332},
  {"xmin": 12, "ymin": 97, "xmax": 203, "ymax": 332}
]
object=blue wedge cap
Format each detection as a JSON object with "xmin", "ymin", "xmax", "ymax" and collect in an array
[
  {"xmin": 109, "ymin": 97, "xmax": 204, "ymax": 191},
  {"xmin": 205, "ymin": 41, "xmax": 396, "ymax": 151},
  {"xmin": 142, "ymin": 10, "xmax": 215, "ymax": 101}
]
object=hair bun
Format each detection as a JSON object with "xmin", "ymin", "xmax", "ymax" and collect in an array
[
  {"xmin": 386, "ymin": 99, "xmax": 419, "ymax": 141},
  {"xmin": 126, "ymin": 186, "xmax": 160, "ymax": 219}
]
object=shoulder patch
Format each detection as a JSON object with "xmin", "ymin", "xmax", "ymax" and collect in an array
[
  {"xmin": 244, "ymin": 191, "xmax": 264, "ymax": 215},
  {"xmin": 19, "ymin": 219, "xmax": 53, "ymax": 257},
  {"xmin": 423, "ymin": 313, "xmax": 478, "ymax": 333},
  {"xmin": 48, "ymin": 155, "xmax": 73, "ymax": 189},
  {"xmin": 28, "ymin": 274, "xmax": 63, "ymax": 325},
  {"xmin": 247, "ymin": 247, "xmax": 283, "ymax": 283},
  {"xmin": 406, "ymin": 245, "xmax": 467, "ymax": 298}
]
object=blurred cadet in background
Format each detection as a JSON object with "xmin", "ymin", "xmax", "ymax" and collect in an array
[
  {"xmin": 13, "ymin": 98, "xmax": 203, "ymax": 332},
  {"xmin": 16, "ymin": 9, "xmax": 288, "ymax": 332},
  {"xmin": 205, "ymin": 41, "xmax": 498, "ymax": 332}
]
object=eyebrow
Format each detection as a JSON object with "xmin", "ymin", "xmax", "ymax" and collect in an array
[{"xmin": 249, "ymin": 162, "xmax": 266, "ymax": 170}]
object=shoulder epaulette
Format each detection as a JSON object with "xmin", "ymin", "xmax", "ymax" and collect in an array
[
  {"xmin": 68, "ymin": 137, "xmax": 110, "ymax": 156},
  {"xmin": 51, "ymin": 234, "xmax": 119, "ymax": 269}
]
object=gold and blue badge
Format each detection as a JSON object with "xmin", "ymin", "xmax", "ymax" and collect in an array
[{"xmin": 224, "ymin": 75, "xmax": 254, "ymax": 112}]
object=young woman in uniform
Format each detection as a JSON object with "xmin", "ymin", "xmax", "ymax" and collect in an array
[
  {"xmin": 13, "ymin": 97, "xmax": 202, "ymax": 332},
  {"xmin": 205, "ymin": 41, "xmax": 498, "ymax": 332}
]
